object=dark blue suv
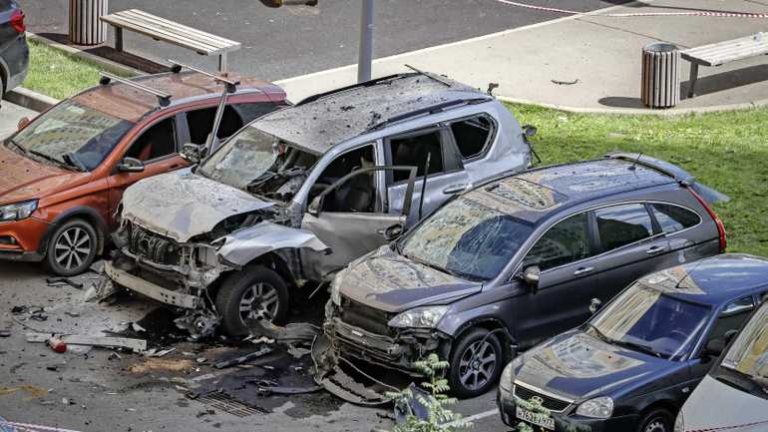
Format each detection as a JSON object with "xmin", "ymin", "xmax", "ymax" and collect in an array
[
  {"xmin": 0, "ymin": 0, "xmax": 27, "ymax": 97},
  {"xmin": 498, "ymin": 254, "xmax": 768, "ymax": 432}
]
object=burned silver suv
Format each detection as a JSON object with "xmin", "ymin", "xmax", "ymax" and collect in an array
[{"xmin": 104, "ymin": 72, "xmax": 533, "ymax": 336}]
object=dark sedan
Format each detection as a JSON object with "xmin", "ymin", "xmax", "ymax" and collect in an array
[
  {"xmin": 498, "ymin": 254, "xmax": 768, "ymax": 432},
  {"xmin": 0, "ymin": 0, "xmax": 27, "ymax": 98}
]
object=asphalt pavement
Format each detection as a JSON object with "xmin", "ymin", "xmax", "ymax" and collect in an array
[{"xmin": 20, "ymin": 0, "xmax": 629, "ymax": 81}]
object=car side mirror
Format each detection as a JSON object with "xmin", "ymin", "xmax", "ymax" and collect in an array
[
  {"xmin": 17, "ymin": 116, "xmax": 30, "ymax": 131},
  {"xmin": 180, "ymin": 143, "xmax": 206, "ymax": 163},
  {"xmin": 380, "ymin": 223, "xmax": 404, "ymax": 242},
  {"xmin": 117, "ymin": 157, "xmax": 145, "ymax": 173},
  {"xmin": 589, "ymin": 298, "xmax": 603, "ymax": 315},
  {"xmin": 704, "ymin": 338, "xmax": 726, "ymax": 358},
  {"xmin": 522, "ymin": 124, "xmax": 538, "ymax": 139},
  {"xmin": 308, "ymin": 196, "xmax": 322, "ymax": 216},
  {"xmin": 522, "ymin": 266, "xmax": 541, "ymax": 293}
]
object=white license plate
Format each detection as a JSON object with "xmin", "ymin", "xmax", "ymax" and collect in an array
[{"xmin": 516, "ymin": 406, "xmax": 555, "ymax": 430}]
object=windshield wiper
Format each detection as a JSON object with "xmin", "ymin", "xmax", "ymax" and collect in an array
[
  {"xmin": 612, "ymin": 339, "xmax": 664, "ymax": 359},
  {"xmin": 28, "ymin": 150, "xmax": 73, "ymax": 170},
  {"xmin": 6, "ymin": 139, "xmax": 26, "ymax": 154},
  {"xmin": 62, "ymin": 153, "xmax": 86, "ymax": 171}
]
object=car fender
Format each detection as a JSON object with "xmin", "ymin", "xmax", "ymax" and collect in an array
[
  {"xmin": 217, "ymin": 221, "xmax": 330, "ymax": 267},
  {"xmin": 437, "ymin": 306, "xmax": 513, "ymax": 342},
  {"xmin": 39, "ymin": 206, "xmax": 108, "ymax": 255}
]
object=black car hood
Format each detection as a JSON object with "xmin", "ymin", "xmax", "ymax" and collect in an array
[
  {"xmin": 337, "ymin": 246, "xmax": 482, "ymax": 314},
  {"xmin": 512, "ymin": 330, "xmax": 677, "ymax": 401}
]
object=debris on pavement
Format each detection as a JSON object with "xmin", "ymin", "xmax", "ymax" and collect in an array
[
  {"xmin": 45, "ymin": 336, "xmax": 67, "ymax": 353},
  {"xmin": 26, "ymin": 333, "xmax": 148, "ymax": 352},
  {"xmin": 128, "ymin": 358, "xmax": 194, "ymax": 374},
  {"xmin": 46, "ymin": 276, "xmax": 84, "ymax": 290},
  {"xmin": 143, "ymin": 347, "xmax": 176, "ymax": 357},
  {"xmin": 246, "ymin": 317, "xmax": 319, "ymax": 342},
  {"xmin": 213, "ymin": 345, "xmax": 274, "ymax": 369},
  {"xmin": 551, "ymin": 78, "xmax": 580, "ymax": 85},
  {"xmin": 83, "ymin": 276, "xmax": 119, "ymax": 303},
  {"xmin": 0, "ymin": 385, "xmax": 49, "ymax": 399},
  {"xmin": 0, "ymin": 330, "xmax": 10, "ymax": 338}
]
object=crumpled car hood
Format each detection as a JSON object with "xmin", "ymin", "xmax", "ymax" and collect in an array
[
  {"xmin": 337, "ymin": 246, "xmax": 481, "ymax": 314},
  {"xmin": 512, "ymin": 330, "xmax": 675, "ymax": 401},
  {"xmin": 121, "ymin": 169, "xmax": 274, "ymax": 243}
]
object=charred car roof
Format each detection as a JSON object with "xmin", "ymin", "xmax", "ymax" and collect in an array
[
  {"xmin": 73, "ymin": 71, "xmax": 285, "ymax": 123},
  {"xmin": 471, "ymin": 157, "xmax": 678, "ymax": 223},
  {"xmin": 252, "ymin": 72, "xmax": 491, "ymax": 154},
  {"xmin": 636, "ymin": 254, "xmax": 768, "ymax": 306}
]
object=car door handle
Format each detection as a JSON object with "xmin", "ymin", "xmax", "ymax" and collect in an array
[
  {"xmin": 443, "ymin": 184, "xmax": 467, "ymax": 194},
  {"xmin": 573, "ymin": 267, "xmax": 594, "ymax": 276},
  {"xmin": 646, "ymin": 246, "xmax": 666, "ymax": 255}
]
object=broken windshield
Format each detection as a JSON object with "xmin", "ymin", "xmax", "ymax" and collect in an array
[
  {"xmin": 10, "ymin": 100, "xmax": 135, "ymax": 171},
  {"xmin": 197, "ymin": 125, "xmax": 318, "ymax": 199},
  {"xmin": 400, "ymin": 192, "xmax": 533, "ymax": 281},
  {"xmin": 722, "ymin": 304, "xmax": 768, "ymax": 383}
]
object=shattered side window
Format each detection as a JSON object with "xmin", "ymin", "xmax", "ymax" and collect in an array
[
  {"xmin": 722, "ymin": 304, "xmax": 768, "ymax": 379},
  {"xmin": 401, "ymin": 194, "xmax": 533, "ymax": 281},
  {"xmin": 523, "ymin": 213, "xmax": 592, "ymax": 271}
]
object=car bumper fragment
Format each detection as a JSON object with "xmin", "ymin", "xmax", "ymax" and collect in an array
[{"xmin": 104, "ymin": 261, "xmax": 201, "ymax": 309}]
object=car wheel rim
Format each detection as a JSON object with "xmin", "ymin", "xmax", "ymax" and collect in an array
[
  {"xmin": 238, "ymin": 282, "xmax": 279, "ymax": 323},
  {"xmin": 458, "ymin": 339, "xmax": 497, "ymax": 392},
  {"xmin": 645, "ymin": 419, "xmax": 668, "ymax": 432},
  {"xmin": 54, "ymin": 227, "xmax": 92, "ymax": 271}
]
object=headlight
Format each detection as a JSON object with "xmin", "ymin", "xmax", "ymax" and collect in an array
[
  {"xmin": 330, "ymin": 275, "xmax": 342, "ymax": 306},
  {"xmin": 576, "ymin": 396, "xmax": 614, "ymax": 419},
  {"xmin": 388, "ymin": 306, "xmax": 448, "ymax": 329},
  {"xmin": 0, "ymin": 200, "xmax": 38, "ymax": 222},
  {"xmin": 499, "ymin": 363, "xmax": 515, "ymax": 393},
  {"xmin": 674, "ymin": 412, "xmax": 684, "ymax": 432}
]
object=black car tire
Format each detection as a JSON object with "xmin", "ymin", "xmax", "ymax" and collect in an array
[
  {"xmin": 448, "ymin": 328, "xmax": 504, "ymax": 399},
  {"xmin": 45, "ymin": 218, "xmax": 98, "ymax": 276},
  {"xmin": 637, "ymin": 408, "xmax": 674, "ymax": 432},
  {"xmin": 215, "ymin": 265, "xmax": 289, "ymax": 336}
]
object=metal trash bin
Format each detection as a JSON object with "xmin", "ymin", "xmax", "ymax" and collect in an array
[
  {"xmin": 68, "ymin": 0, "xmax": 108, "ymax": 46},
  {"xmin": 641, "ymin": 42, "xmax": 680, "ymax": 109}
]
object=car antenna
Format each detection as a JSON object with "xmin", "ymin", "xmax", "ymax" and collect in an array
[
  {"xmin": 168, "ymin": 60, "xmax": 241, "ymax": 155},
  {"xmin": 404, "ymin": 64, "xmax": 452, "ymax": 87},
  {"xmin": 99, "ymin": 72, "xmax": 172, "ymax": 107},
  {"xmin": 417, "ymin": 152, "xmax": 432, "ymax": 221},
  {"xmin": 675, "ymin": 257, "xmax": 707, "ymax": 289},
  {"xmin": 629, "ymin": 153, "xmax": 643, "ymax": 171}
]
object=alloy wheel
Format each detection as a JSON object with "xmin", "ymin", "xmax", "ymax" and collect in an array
[
  {"xmin": 458, "ymin": 340, "xmax": 498, "ymax": 392},
  {"xmin": 238, "ymin": 282, "xmax": 280, "ymax": 322},
  {"xmin": 645, "ymin": 420, "xmax": 668, "ymax": 432},
  {"xmin": 53, "ymin": 226, "xmax": 93, "ymax": 272}
]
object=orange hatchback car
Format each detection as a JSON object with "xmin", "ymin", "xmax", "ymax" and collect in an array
[{"xmin": 0, "ymin": 69, "xmax": 286, "ymax": 275}]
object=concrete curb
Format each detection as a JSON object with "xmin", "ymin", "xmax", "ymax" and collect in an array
[
  {"xmin": 496, "ymin": 96, "xmax": 765, "ymax": 116},
  {"xmin": 27, "ymin": 32, "xmax": 143, "ymax": 77},
  {"xmin": 5, "ymin": 87, "xmax": 59, "ymax": 112}
]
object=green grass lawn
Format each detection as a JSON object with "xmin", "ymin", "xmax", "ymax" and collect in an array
[
  {"xmin": 22, "ymin": 39, "xmax": 132, "ymax": 100},
  {"xmin": 509, "ymin": 104, "xmax": 768, "ymax": 257}
]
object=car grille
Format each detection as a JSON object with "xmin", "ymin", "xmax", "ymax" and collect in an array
[
  {"xmin": 126, "ymin": 222, "xmax": 182, "ymax": 266},
  {"xmin": 339, "ymin": 296, "xmax": 392, "ymax": 336},
  {"xmin": 514, "ymin": 382, "xmax": 572, "ymax": 413}
]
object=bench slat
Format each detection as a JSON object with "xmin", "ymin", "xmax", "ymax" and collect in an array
[
  {"xmin": 682, "ymin": 34, "xmax": 768, "ymax": 66},
  {"xmin": 124, "ymin": 9, "xmax": 240, "ymax": 47},
  {"xmin": 105, "ymin": 11, "xmax": 236, "ymax": 50},
  {"xmin": 102, "ymin": 15, "xmax": 222, "ymax": 54},
  {"xmin": 101, "ymin": 9, "xmax": 241, "ymax": 55}
]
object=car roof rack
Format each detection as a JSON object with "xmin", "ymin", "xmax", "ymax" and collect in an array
[
  {"xmin": 99, "ymin": 72, "xmax": 172, "ymax": 107},
  {"xmin": 403, "ymin": 64, "xmax": 452, "ymax": 87},
  {"xmin": 168, "ymin": 59, "xmax": 240, "ymax": 91},
  {"xmin": 367, "ymin": 97, "xmax": 488, "ymax": 131},
  {"xmin": 295, "ymin": 72, "xmax": 416, "ymax": 106}
]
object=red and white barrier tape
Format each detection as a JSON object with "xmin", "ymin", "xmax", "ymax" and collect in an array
[
  {"xmin": 0, "ymin": 421, "xmax": 84, "ymax": 432},
  {"xmin": 683, "ymin": 419, "xmax": 768, "ymax": 432},
  {"xmin": 495, "ymin": 0, "xmax": 768, "ymax": 18}
]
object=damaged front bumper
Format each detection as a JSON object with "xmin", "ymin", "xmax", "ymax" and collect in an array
[{"xmin": 104, "ymin": 261, "xmax": 202, "ymax": 309}]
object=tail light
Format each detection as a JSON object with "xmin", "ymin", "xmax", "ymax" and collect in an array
[
  {"xmin": 10, "ymin": 9, "xmax": 25, "ymax": 34},
  {"xmin": 690, "ymin": 188, "xmax": 727, "ymax": 252}
]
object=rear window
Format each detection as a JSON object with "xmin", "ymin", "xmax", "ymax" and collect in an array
[{"xmin": 651, "ymin": 203, "xmax": 700, "ymax": 234}]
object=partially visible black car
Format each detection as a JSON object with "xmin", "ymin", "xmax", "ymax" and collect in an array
[
  {"xmin": 498, "ymin": 254, "xmax": 768, "ymax": 432},
  {"xmin": 0, "ymin": 0, "xmax": 28, "ymax": 98}
]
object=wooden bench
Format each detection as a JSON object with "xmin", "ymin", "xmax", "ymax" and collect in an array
[
  {"xmin": 681, "ymin": 33, "xmax": 768, "ymax": 98},
  {"xmin": 100, "ymin": 9, "xmax": 241, "ymax": 72}
]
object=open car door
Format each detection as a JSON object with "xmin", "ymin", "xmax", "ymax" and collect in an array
[{"xmin": 301, "ymin": 166, "xmax": 417, "ymax": 279}]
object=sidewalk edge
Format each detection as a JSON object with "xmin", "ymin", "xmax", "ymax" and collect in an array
[{"xmin": 27, "ymin": 32, "xmax": 143, "ymax": 77}]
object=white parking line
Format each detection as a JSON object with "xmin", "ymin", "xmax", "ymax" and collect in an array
[{"xmin": 442, "ymin": 408, "xmax": 500, "ymax": 429}]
